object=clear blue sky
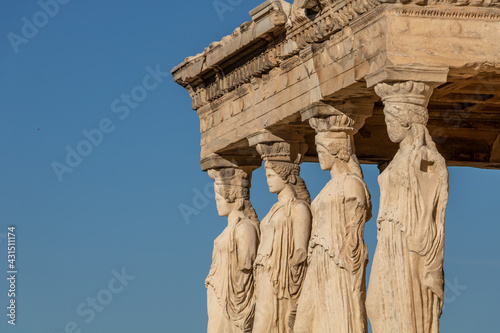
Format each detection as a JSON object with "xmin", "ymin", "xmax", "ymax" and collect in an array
[{"xmin": 1, "ymin": 1, "xmax": 499, "ymax": 332}]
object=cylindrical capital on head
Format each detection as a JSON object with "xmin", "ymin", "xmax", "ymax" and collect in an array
[
  {"xmin": 256, "ymin": 141, "xmax": 308, "ymax": 164},
  {"xmin": 309, "ymin": 113, "xmax": 367, "ymax": 135},
  {"xmin": 302, "ymin": 100, "xmax": 373, "ymax": 135},
  {"xmin": 208, "ymin": 167, "xmax": 252, "ymax": 201},
  {"xmin": 375, "ymin": 81, "xmax": 432, "ymax": 126},
  {"xmin": 375, "ymin": 81, "xmax": 433, "ymax": 108},
  {"xmin": 208, "ymin": 167, "xmax": 252, "ymax": 188},
  {"xmin": 315, "ymin": 131, "xmax": 352, "ymax": 161}
]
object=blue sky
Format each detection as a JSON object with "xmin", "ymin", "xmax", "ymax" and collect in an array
[{"xmin": 1, "ymin": 1, "xmax": 499, "ymax": 332}]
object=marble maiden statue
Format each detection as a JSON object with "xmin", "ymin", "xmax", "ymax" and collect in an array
[
  {"xmin": 366, "ymin": 81, "xmax": 449, "ymax": 333},
  {"xmin": 295, "ymin": 112, "xmax": 372, "ymax": 333},
  {"xmin": 252, "ymin": 142, "xmax": 312, "ymax": 333},
  {"xmin": 206, "ymin": 168, "xmax": 261, "ymax": 333}
]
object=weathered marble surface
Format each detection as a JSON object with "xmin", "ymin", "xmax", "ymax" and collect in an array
[
  {"xmin": 366, "ymin": 82, "xmax": 449, "ymax": 333},
  {"xmin": 253, "ymin": 142, "xmax": 312, "ymax": 333},
  {"xmin": 173, "ymin": 0, "xmax": 500, "ymax": 168},
  {"xmin": 206, "ymin": 168, "xmax": 260, "ymax": 333},
  {"xmin": 170, "ymin": 0, "xmax": 499, "ymax": 332},
  {"xmin": 295, "ymin": 110, "xmax": 372, "ymax": 333}
]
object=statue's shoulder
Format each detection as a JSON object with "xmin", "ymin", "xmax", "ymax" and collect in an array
[
  {"xmin": 235, "ymin": 217, "xmax": 260, "ymax": 236},
  {"xmin": 344, "ymin": 173, "xmax": 368, "ymax": 202},
  {"xmin": 290, "ymin": 198, "xmax": 311, "ymax": 213},
  {"xmin": 344, "ymin": 173, "xmax": 365, "ymax": 187}
]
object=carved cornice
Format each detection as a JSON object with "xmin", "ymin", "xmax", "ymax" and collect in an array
[
  {"xmin": 289, "ymin": 0, "xmax": 380, "ymax": 38},
  {"xmin": 174, "ymin": 0, "xmax": 500, "ymax": 110},
  {"xmin": 392, "ymin": 4, "xmax": 500, "ymax": 19},
  {"xmin": 294, "ymin": 0, "xmax": 500, "ymax": 11},
  {"xmin": 203, "ymin": 50, "xmax": 278, "ymax": 104},
  {"xmin": 182, "ymin": 0, "xmax": 382, "ymax": 109},
  {"xmin": 384, "ymin": 0, "xmax": 499, "ymax": 7},
  {"xmin": 171, "ymin": 1, "xmax": 290, "ymax": 84}
]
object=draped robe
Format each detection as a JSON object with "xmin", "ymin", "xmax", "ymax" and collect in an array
[
  {"xmin": 294, "ymin": 173, "xmax": 371, "ymax": 333},
  {"xmin": 206, "ymin": 217, "xmax": 260, "ymax": 333},
  {"xmin": 366, "ymin": 144, "xmax": 448, "ymax": 333},
  {"xmin": 253, "ymin": 198, "xmax": 309, "ymax": 333}
]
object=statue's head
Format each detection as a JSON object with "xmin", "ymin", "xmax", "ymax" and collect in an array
[
  {"xmin": 383, "ymin": 103, "xmax": 428, "ymax": 143},
  {"xmin": 264, "ymin": 160, "xmax": 299, "ymax": 194},
  {"xmin": 375, "ymin": 81, "xmax": 431, "ymax": 144},
  {"xmin": 208, "ymin": 168, "xmax": 250, "ymax": 217},
  {"xmin": 256, "ymin": 141, "xmax": 310, "ymax": 203},
  {"xmin": 315, "ymin": 132, "xmax": 352, "ymax": 170}
]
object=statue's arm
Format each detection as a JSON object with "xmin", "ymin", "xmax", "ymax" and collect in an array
[
  {"xmin": 235, "ymin": 223, "xmax": 259, "ymax": 274},
  {"xmin": 340, "ymin": 176, "xmax": 370, "ymax": 270},
  {"xmin": 290, "ymin": 202, "xmax": 312, "ymax": 268},
  {"xmin": 344, "ymin": 176, "xmax": 368, "ymax": 225}
]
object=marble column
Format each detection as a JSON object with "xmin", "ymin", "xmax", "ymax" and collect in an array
[
  {"xmin": 204, "ymin": 155, "xmax": 261, "ymax": 333},
  {"xmin": 366, "ymin": 81, "xmax": 449, "ymax": 333},
  {"xmin": 295, "ymin": 101, "xmax": 373, "ymax": 333},
  {"xmin": 248, "ymin": 132, "xmax": 312, "ymax": 333}
]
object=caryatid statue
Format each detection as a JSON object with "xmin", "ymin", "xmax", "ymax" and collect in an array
[
  {"xmin": 252, "ymin": 141, "xmax": 312, "ymax": 333},
  {"xmin": 295, "ymin": 107, "xmax": 372, "ymax": 333},
  {"xmin": 206, "ymin": 167, "xmax": 261, "ymax": 333},
  {"xmin": 366, "ymin": 81, "xmax": 449, "ymax": 333}
]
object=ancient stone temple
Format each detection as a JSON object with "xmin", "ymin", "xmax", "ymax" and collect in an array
[{"xmin": 172, "ymin": 0, "xmax": 500, "ymax": 332}]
